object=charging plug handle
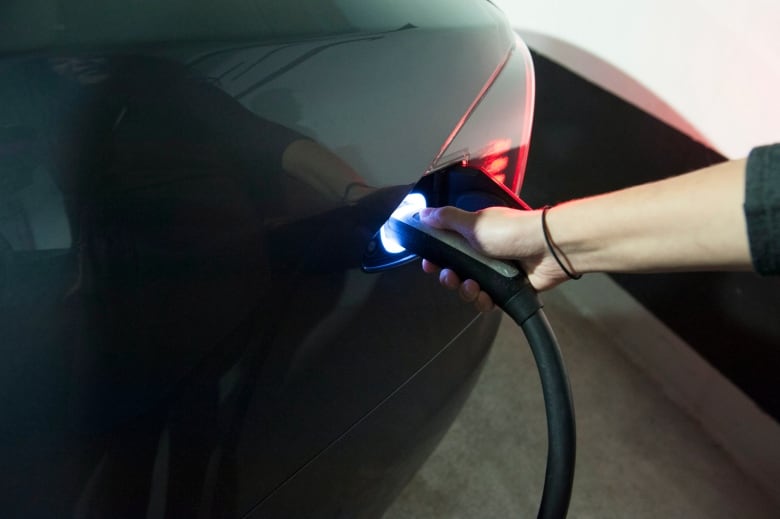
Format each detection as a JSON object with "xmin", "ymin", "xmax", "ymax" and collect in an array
[
  {"xmin": 388, "ymin": 212, "xmax": 541, "ymax": 321},
  {"xmin": 388, "ymin": 211, "xmax": 576, "ymax": 519}
]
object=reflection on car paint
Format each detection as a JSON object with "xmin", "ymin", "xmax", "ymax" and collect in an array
[{"xmin": 0, "ymin": 1, "xmax": 530, "ymax": 516}]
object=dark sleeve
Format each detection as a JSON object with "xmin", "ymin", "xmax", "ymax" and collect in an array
[{"xmin": 744, "ymin": 143, "xmax": 780, "ymax": 275}]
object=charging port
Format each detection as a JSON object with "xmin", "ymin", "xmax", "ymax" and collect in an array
[{"xmin": 362, "ymin": 165, "xmax": 531, "ymax": 274}]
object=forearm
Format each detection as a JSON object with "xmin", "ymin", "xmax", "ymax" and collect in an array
[{"xmin": 545, "ymin": 159, "xmax": 753, "ymax": 274}]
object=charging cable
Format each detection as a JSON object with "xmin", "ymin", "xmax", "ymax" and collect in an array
[{"xmin": 387, "ymin": 209, "xmax": 576, "ymax": 519}]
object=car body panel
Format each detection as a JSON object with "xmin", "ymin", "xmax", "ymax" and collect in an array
[{"xmin": 0, "ymin": 1, "xmax": 534, "ymax": 516}]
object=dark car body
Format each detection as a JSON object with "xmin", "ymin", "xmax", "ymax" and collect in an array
[{"xmin": 0, "ymin": 1, "xmax": 534, "ymax": 517}]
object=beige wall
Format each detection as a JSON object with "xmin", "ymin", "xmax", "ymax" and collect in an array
[{"xmin": 493, "ymin": 0, "xmax": 780, "ymax": 158}]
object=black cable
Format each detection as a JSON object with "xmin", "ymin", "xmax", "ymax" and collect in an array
[
  {"xmin": 385, "ymin": 207, "xmax": 577, "ymax": 518},
  {"xmin": 505, "ymin": 299, "xmax": 576, "ymax": 519}
]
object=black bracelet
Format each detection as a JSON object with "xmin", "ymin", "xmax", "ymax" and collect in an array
[{"xmin": 541, "ymin": 205, "xmax": 582, "ymax": 280}]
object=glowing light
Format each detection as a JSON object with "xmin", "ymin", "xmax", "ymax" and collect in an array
[
  {"xmin": 471, "ymin": 138, "xmax": 513, "ymax": 183},
  {"xmin": 482, "ymin": 155, "xmax": 509, "ymax": 178},
  {"xmin": 379, "ymin": 192, "xmax": 427, "ymax": 253}
]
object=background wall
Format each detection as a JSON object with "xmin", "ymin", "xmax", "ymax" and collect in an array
[
  {"xmin": 491, "ymin": 0, "xmax": 780, "ymax": 428},
  {"xmin": 492, "ymin": 0, "xmax": 780, "ymax": 158}
]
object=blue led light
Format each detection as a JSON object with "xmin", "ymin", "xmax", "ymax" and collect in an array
[{"xmin": 379, "ymin": 192, "xmax": 427, "ymax": 253}]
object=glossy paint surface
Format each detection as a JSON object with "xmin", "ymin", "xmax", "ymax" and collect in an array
[{"xmin": 0, "ymin": 1, "xmax": 532, "ymax": 516}]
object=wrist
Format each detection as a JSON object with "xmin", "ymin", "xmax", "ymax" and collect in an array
[
  {"xmin": 541, "ymin": 206, "xmax": 582, "ymax": 279},
  {"xmin": 539, "ymin": 201, "xmax": 606, "ymax": 275}
]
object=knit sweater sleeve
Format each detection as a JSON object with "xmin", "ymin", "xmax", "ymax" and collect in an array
[{"xmin": 744, "ymin": 143, "xmax": 780, "ymax": 275}]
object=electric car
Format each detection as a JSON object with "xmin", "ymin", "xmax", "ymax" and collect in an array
[{"xmin": 0, "ymin": 1, "xmax": 534, "ymax": 516}]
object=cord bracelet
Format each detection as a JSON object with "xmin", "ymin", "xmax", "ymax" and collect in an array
[{"xmin": 541, "ymin": 205, "xmax": 582, "ymax": 280}]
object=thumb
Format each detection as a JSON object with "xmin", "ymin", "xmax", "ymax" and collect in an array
[{"xmin": 419, "ymin": 206, "xmax": 476, "ymax": 239}]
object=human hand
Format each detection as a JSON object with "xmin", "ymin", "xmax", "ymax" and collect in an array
[{"xmin": 418, "ymin": 205, "xmax": 572, "ymax": 312}]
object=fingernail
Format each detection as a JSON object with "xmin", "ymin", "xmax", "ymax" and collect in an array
[{"xmin": 419, "ymin": 207, "xmax": 433, "ymax": 220}]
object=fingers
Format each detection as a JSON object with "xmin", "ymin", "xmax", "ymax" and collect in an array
[
  {"xmin": 421, "ymin": 258, "xmax": 440, "ymax": 274},
  {"xmin": 419, "ymin": 206, "xmax": 474, "ymax": 237},
  {"xmin": 439, "ymin": 268, "xmax": 461, "ymax": 291},
  {"xmin": 421, "ymin": 259, "xmax": 496, "ymax": 312},
  {"xmin": 474, "ymin": 291, "xmax": 496, "ymax": 313},
  {"xmin": 419, "ymin": 208, "xmax": 496, "ymax": 312},
  {"xmin": 460, "ymin": 279, "xmax": 495, "ymax": 312}
]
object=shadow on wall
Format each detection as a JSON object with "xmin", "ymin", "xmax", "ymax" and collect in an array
[{"xmin": 519, "ymin": 49, "xmax": 780, "ymax": 422}]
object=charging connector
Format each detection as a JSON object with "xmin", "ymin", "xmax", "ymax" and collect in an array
[
  {"xmin": 386, "ymin": 208, "xmax": 576, "ymax": 519},
  {"xmin": 386, "ymin": 211, "xmax": 541, "ymax": 323}
]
